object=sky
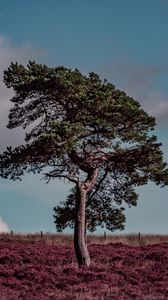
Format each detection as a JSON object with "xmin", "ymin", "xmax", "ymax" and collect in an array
[{"xmin": 0, "ymin": 0, "xmax": 168, "ymax": 234}]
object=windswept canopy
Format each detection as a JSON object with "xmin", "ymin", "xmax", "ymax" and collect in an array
[{"xmin": 1, "ymin": 61, "xmax": 168, "ymax": 231}]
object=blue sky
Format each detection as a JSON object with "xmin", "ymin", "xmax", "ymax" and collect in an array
[{"xmin": 0, "ymin": 0, "xmax": 168, "ymax": 234}]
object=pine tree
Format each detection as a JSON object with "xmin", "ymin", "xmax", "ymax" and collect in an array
[{"xmin": 1, "ymin": 61, "xmax": 168, "ymax": 267}]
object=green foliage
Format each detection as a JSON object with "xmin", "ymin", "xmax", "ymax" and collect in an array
[
  {"xmin": 53, "ymin": 184, "xmax": 127, "ymax": 233},
  {"xmin": 1, "ymin": 61, "xmax": 168, "ymax": 232}
]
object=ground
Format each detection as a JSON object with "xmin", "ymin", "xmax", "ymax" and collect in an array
[{"xmin": 0, "ymin": 238, "xmax": 168, "ymax": 299}]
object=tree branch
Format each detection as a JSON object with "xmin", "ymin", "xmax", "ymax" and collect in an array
[
  {"xmin": 42, "ymin": 172, "xmax": 79, "ymax": 184},
  {"xmin": 88, "ymin": 166, "xmax": 109, "ymax": 202}
]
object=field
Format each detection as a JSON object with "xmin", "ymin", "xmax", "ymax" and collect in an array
[{"xmin": 0, "ymin": 234, "xmax": 168, "ymax": 299}]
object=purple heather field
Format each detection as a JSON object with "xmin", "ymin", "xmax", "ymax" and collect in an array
[{"xmin": 0, "ymin": 240, "xmax": 168, "ymax": 299}]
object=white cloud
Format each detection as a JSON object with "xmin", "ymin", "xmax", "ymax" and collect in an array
[
  {"xmin": 142, "ymin": 90, "xmax": 168, "ymax": 126},
  {"xmin": 0, "ymin": 34, "xmax": 47, "ymax": 152},
  {"xmin": 99, "ymin": 57, "xmax": 168, "ymax": 127},
  {"xmin": 0, "ymin": 217, "xmax": 9, "ymax": 233}
]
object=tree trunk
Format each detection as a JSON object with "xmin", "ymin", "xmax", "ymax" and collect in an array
[
  {"xmin": 74, "ymin": 187, "xmax": 90, "ymax": 267},
  {"xmin": 74, "ymin": 169, "xmax": 98, "ymax": 267}
]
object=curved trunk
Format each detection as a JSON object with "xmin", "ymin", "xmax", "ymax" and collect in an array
[
  {"xmin": 74, "ymin": 169, "xmax": 98, "ymax": 267},
  {"xmin": 74, "ymin": 187, "xmax": 90, "ymax": 267}
]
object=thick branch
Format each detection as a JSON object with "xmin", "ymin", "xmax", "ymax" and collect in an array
[
  {"xmin": 81, "ymin": 168, "xmax": 99, "ymax": 192},
  {"xmin": 88, "ymin": 166, "xmax": 109, "ymax": 201},
  {"xmin": 69, "ymin": 150, "xmax": 93, "ymax": 173}
]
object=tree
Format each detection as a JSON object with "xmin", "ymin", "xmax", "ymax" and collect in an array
[
  {"xmin": 53, "ymin": 185, "xmax": 126, "ymax": 233},
  {"xmin": 0, "ymin": 61, "xmax": 168, "ymax": 267}
]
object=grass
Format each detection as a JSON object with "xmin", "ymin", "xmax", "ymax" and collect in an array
[{"xmin": 0, "ymin": 232, "xmax": 168, "ymax": 246}]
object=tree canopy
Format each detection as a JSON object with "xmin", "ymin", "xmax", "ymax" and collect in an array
[{"xmin": 1, "ymin": 61, "xmax": 168, "ymax": 233}]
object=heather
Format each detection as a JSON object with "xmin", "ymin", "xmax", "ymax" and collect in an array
[{"xmin": 0, "ymin": 238, "xmax": 168, "ymax": 299}]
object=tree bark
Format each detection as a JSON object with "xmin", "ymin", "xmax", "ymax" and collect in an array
[
  {"xmin": 74, "ymin": 187, "xmax": 90, "ymax": 267},
  {"xmin": 74, "ymin": 169, "xmax": 98, "ymax": 267}
]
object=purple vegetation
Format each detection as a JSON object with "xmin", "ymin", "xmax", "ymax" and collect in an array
[{"xmin": 0, "ymin": 241, "xmax": 168, "ymax": 299}]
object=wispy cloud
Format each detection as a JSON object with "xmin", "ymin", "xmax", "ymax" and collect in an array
[
  {"xmin": 0, "ymin": 35, "xmax": 47, "ymax": 152},
  {"xmin": 99, "ymin": 57, "xmax": 168, "ymax": 127},
  {"xmin": 0, "ymin": 217, "xmax": 9, "ymax": 232}
]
